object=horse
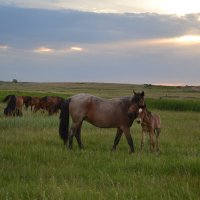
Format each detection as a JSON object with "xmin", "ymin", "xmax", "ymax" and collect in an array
[
  {"xmin": 29, "ymin": 97, "xmax": 41, "ymax": 111},
  {"xmin": 3, "ymin": 95, "xmax": 24, "ymax": 116},
  {"xmin": 34, "ymin": 96, "xmax": 64, "ymax": 115},
  {"xmin": 59, "ymin": 91, "xmax": 145, "ymax": 153},
  {"xmin": 136, "ymin": 104, "xmax": 161, "ymax": 152},
  {"xmin": 22, "ymin": 96, "xmax": 32, "ymax": 109}
]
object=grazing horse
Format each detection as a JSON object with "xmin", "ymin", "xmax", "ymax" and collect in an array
[
  {"xmin": 34, "ymin": 96, "xmax": 64, "ymax": 115},
  {"xmin": 3, "ymin": 95, "xmax": 24, "ymax": 116},
  {"xmin": 136, "ymin": 104, "xmax": 161, "ymax": 152},
  {"xmin": 29, "ymin": 97, "xmax": 41, "ymax": 111},
  {"xmin": 59, "ymin": 91, "xmax": 145, "ymax": 153},
  {"xmin": 22, "ymin": 96, "xmax": 32, "ymax": 109}
]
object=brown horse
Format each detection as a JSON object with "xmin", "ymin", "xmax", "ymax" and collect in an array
[
  {"xmin": 34, "ymin": 96, "xmax": 64, "ymax": 115},
  {"xmin": 59, "ymin": 91, "xmax": 145, "ymax": 153},
  {"xmin": 22, "ymin": 96, "xmax": 32, "ymax": 109},
  {"xmin": 3, "ymin": 95, "xmax": 24, "ymax": 116},
  {"xmin": 136, "ymin": 104, "xmax": 161, "ymax": 152},
  {"xmin": 29, "ymin": 97, "xmax": 41, "ymax": 111}
]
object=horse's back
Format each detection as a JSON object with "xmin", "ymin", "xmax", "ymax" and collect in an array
[
  {"xmin": 69, "ymin": 93, "xmax": 130, "ymax": 128},
  {"xmin": 16, "ymin": 96, "xmax": 23, "ymax": 108},
  {"xmin": 153, "ymin": 113, "xmax": 161, "ymax": 128}
]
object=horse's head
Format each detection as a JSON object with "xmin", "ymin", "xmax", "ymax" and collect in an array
[
  {"xmin": 4, "ymin": 107, "xmax": 12, "ymax": 116},
  {"xmin": 127, "ymin": 90, "xmax": 145, "ymax": 120},
  {"xmin": 136, "ymin": 104, "xmax": 146, "ymax": 124}
]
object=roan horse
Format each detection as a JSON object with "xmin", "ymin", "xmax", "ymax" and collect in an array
[
  {"xmin": 3, "ymin": 95, "xmax": 24, "ymax": 116},
  {"xmin": 59, "ymin": 91, "xmax": 145, "ymax": 153},
  {"xmin": 136, "ymin": 104, "xmax": 161, "ymax": 152}
]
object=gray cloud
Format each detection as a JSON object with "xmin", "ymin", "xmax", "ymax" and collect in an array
[
  {"xmin": 0, "ymin": 5, "xmax": 200, "ymax": 85},
  {"xmin": 1, "ymin": 6, "xmax": 200, "ymax": 47}
]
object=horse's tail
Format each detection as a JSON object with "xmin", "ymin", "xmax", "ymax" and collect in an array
[
  {"xmin": 2, "ymin": 95, "xmax": 12, "ymax": 102},
  {"xmin": 59, "ymin": 98, "xmax": 71, "ymax": 145},
  {"xmin": 6, "ymin": 95, "xmax": 16, "ymax": 114}
]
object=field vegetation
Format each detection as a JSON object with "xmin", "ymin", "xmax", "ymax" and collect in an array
[{"xmin": 0, "ymin": 82, "xmax": 200, "ymax": 199}]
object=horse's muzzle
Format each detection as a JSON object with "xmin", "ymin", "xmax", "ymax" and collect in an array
[{"xmin": 128, "ymin": 112, "xmax": 138, "ymax": 120}]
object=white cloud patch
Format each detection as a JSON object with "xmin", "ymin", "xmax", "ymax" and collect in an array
[
  {"xmin": 0, "ymin": 45, "xmax": 9, "ymax": 50},
  {"xmin": 34, "ymin": 46, "xmax": 54, "ymax": 53},
  {"xmin": 70, "ymin": 46, "xmax": 83, "ymax": 52}
]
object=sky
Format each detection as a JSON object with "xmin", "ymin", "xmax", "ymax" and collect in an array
[{"xmin": 0, "ymin": 0, "xmax": 200, "ymax": 85}]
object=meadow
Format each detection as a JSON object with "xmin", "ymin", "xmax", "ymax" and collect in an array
[{"xmin": 0, "ymin": 82, "xmax": 200, "ymax": 200}]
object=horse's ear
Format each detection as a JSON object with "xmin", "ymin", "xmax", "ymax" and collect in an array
[
  {"xmin": 141, "ymin": 91, "xmax": 144, "ymax": 97},
  {"xmin": 133, "ymin": 89, "xmax": 136, "ymax": 95}
]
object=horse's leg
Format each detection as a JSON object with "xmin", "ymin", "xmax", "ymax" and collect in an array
[
  {"xmin": 140, "ymin": 129, "xmax": 145, "ymax": 152},
  {"xmin": 68, "ymin": 121, "xmax": 83, "ymax": 150},
  {"xmin": 111, "ymin": 128, "xmax": 123, "ymax": 151},
  {"xmin": 68, "ymin": 128, "xmax": 74, "ymax": 149},
  {"xmin": 149, "ymin": 130, "xmax": 155, "ymax": 152},
  {"xmin": 75, "ymin": 125, "xmax": 84, "ymax": 150},
  {"xmin": 123, "ymin": 128, "xmax": 134, "ymax": 153}
]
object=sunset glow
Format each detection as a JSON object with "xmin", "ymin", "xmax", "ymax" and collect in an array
[
  {"xmin": 0, "ymin": 45, "xmax": 9, "ymax": 50},
  {"xmin": 174, "ymin": 35, "xmax": 200, "ymax": 44},
  {"xmin": 34, "ymin": 46, "xmax": 53, "ymax": 53},
  {"xmin": 70, "ymin": 47, "xmax": 83, "ymax": 52}
]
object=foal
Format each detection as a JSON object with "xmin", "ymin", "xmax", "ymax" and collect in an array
[{"xmin": 137, "ymin": 104, "xmax": 161, "ymax": 152}]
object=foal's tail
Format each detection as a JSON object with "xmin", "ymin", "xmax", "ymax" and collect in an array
[{"xmin": 59, "ymin": 98, "xmax": 71, "ymax": 145}]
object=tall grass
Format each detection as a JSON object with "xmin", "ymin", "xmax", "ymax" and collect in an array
[
  {"xmin": 146, "ymin": 98, "xmax": 200, "ymax": 112},
  {"xmin": 0, "ymin": 108, "xmax": 200, "ymax": 200}
]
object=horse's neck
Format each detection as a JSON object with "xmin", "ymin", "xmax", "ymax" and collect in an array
[{"xmin": 143, "ymin": 109, "xmax": 152, "ymax": 124}]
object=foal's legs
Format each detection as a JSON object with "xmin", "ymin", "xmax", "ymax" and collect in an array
[
  {"xmin": 112, "ymin": 128, "xmax": 123, "ymax": 151},
  {"xmin": 149, "ymin": 130, "xmax": 155, "ymax": 152},
  {"xmin": 140, "ymin": 130, "xmax": 145, "ymax": 151},
  {"xmin": 155, "ymin": 128, "xmax": 161, "ymax": 152}
]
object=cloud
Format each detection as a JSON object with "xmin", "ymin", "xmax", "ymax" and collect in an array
[
  {"xmin": 70, "ymin": 46, "xmax": 83, "ymax": 52},
  {"xmin": 0, "ymin": 45, "xmax": 9, "ymax": 50},
  {"xmin": 1, "ymin": 5, "xmax": 200, "ymax": 49},
  {"xmin": 34, "ymin": 46, "xmax": 54, "ymax": 53},
  {"xmin": 0, "ymin": 5, "xmax": 200, "ymax": 85}
]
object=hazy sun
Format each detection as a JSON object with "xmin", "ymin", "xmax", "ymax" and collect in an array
[{"xmin": 174, "ymin": 35, "xmax": 200, "ymax": 44}]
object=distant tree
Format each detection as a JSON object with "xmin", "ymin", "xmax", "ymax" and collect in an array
[{"xmin": 12, "ymin": 79, "xmax": 18, "ymax": 83}]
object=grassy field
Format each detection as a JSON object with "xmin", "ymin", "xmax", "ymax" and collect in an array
[{"xmin": 0, "ymin": 82, "xmax": 200, "ymax": 200}]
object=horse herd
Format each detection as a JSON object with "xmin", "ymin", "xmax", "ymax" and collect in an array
[
  {"xmin": 3, "ymin": 95, "xmax": 64, "ymax": 116},
  {"xmin": 2, "ymin": 91, "xmax": 161, "ymax": 153}
]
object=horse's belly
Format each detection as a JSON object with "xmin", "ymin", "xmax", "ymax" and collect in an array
[{"xmin": 85, "ymin": 117, "xmax": 117, "ymax": 128}]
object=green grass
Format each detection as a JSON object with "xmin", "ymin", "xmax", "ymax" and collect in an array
[
  {"xmin": 0, "ymin": 82, "xmax": 200, "ymax": 199},
  {"xmin": 0, "ymin": 107, "xmax": 200, "ymax": 200},
  {"xmin": 146, "ymin": 98, "xmax": 200, "ymax": 112}
]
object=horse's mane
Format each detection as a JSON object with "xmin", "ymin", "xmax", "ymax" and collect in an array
[{"xmin": 40, "ymin": 96, "xmax": 48, "ymax": 101}]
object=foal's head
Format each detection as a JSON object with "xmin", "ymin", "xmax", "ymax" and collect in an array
[
  {"xmin": 136, "ymin": 104, "xmax": 147, "ymax": 124},
  {"xmin": 127, "ymin": 91, "xmax": 145, "ymax": 119}
]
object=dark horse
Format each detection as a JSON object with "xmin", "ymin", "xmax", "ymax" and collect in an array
[
  {"xmin": 3, "ymin": 95, "xmax": 23, "ymax": 116},
  {"xmin": 59, "ymin": 91, "xmax": 145, "ymax": 153}
]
